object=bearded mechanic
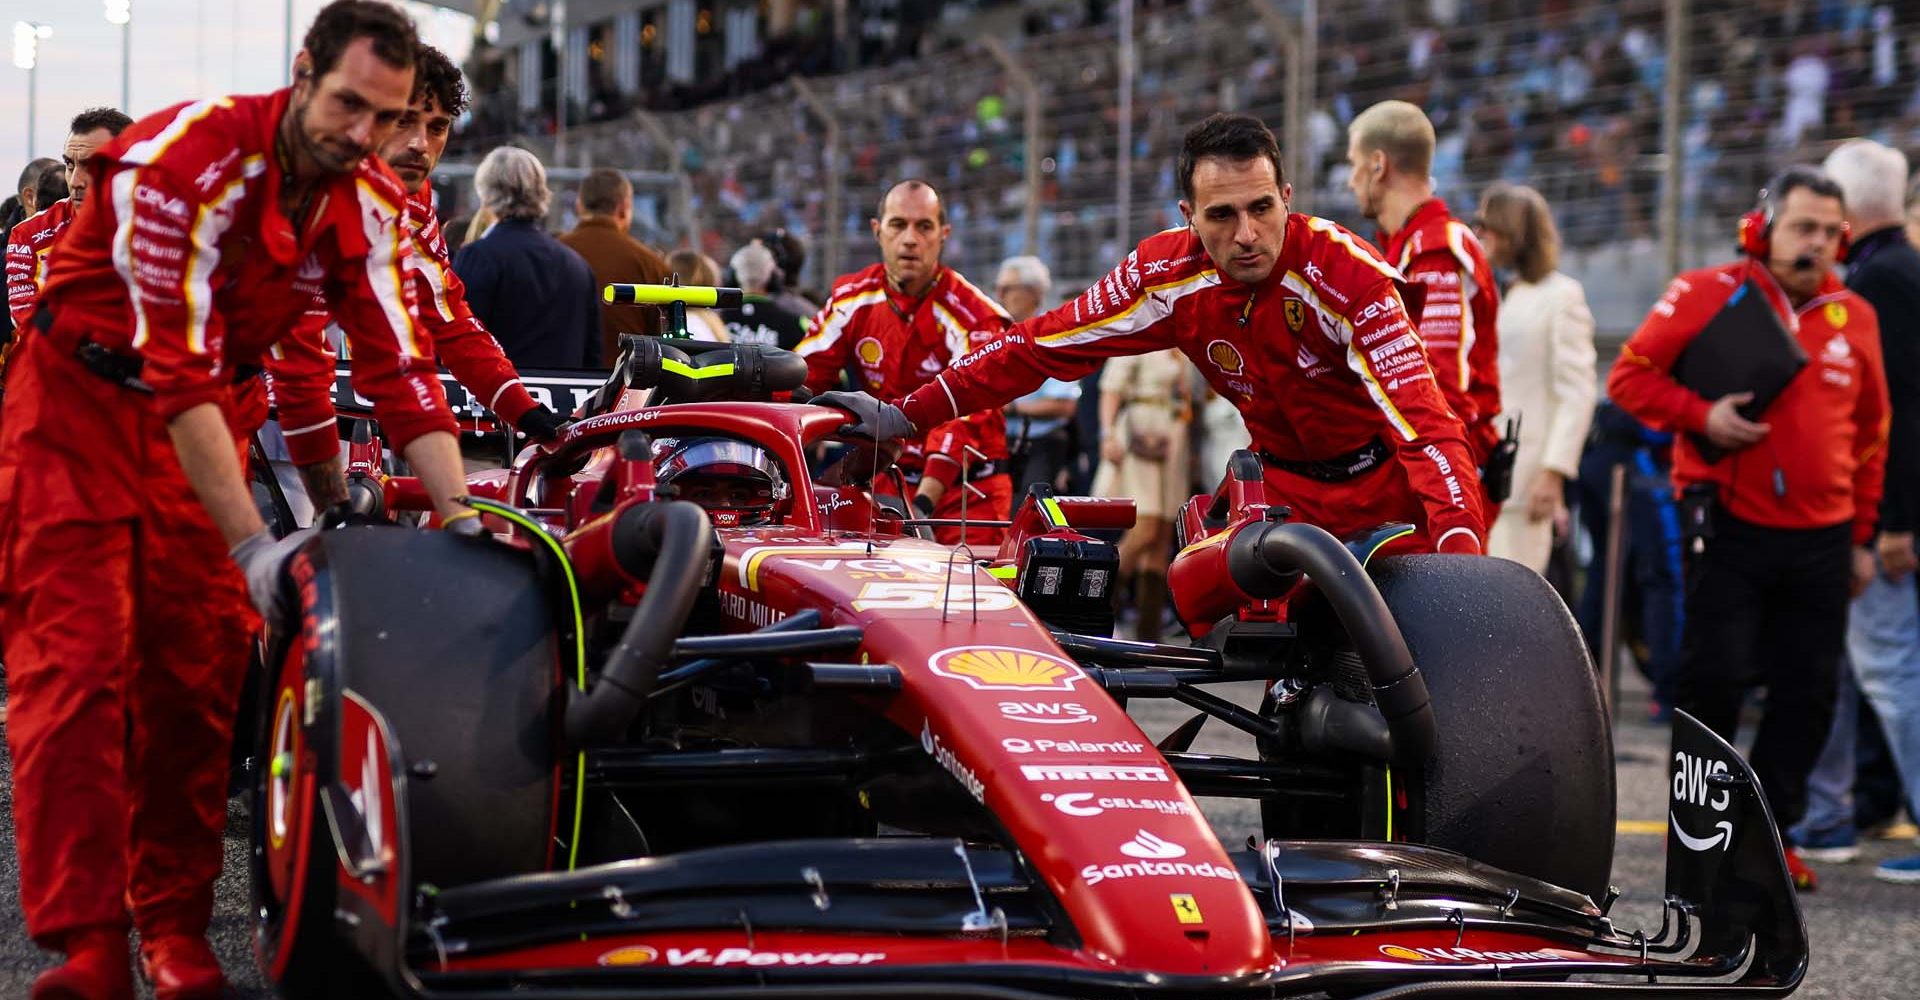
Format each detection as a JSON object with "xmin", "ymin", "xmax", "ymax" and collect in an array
[
  {"xmin": 0, "ymin": 4, "xmax": 478, "ymax": 998},
  {"xmin": 798, "ymin": 179, "xmax": 1015, "ymax": 545},
  {"xmin": 266, "ymin": 41, "xmax": 565, "ymax": 508},
  {"xmin": 822, "ymin": 114, "xmax": 1486, "ymax": 553}
]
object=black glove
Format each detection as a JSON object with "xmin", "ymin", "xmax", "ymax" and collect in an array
[
  {"xmin": 912, "ymin": 494, "xmax": 937, "ymax": 518},
  {"xmin": 811, "ymin": 390, "xmax": 914, "ymax": 442},
  {"xmin": 231, "ymin": 527, "xmax": 318, "ymax": 633},
  {"xmin": 516, "ymin": 404, "xmax": 567, "ymax": 441}
]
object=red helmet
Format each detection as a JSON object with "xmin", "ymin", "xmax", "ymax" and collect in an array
[{"xmin": 653, "ymin": 437, "xmax": 789, "ymax": 527}]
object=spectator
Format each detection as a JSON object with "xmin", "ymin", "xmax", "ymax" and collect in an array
[
  {"xmin": 1476, "ymin": 182, "xmax": 1596, "ymax": 573},
  {"xmin": 560, "ymin": 167, "xmax": 672, "ymax": 354},
  {"xmin": 667, "ymin": 249, "xmax": 731, "ymax": 342},
  {"xmin": 720, "ymin": 241, "xmax": 808, "ymax": 349},
  {"xmin": 1573, "ymin": 402, "xmax": 1685, "ymax": 720},
  {"xmin": 1609, "ymin": 165, "xmax": 1889, "ymax": 893},
  {"xmin": 1093, "ymin": 349, "xmax": 1194, "ymax": 641},
  {"xmin": 1799, "ymin": 140, "xmax": 1920, "ymax": 886},
  {"xmin": 453, "ymin": 146, "xmax": 602, "ymax": 369},
  {"xmin": 760, "ymin": 227, "xmax": 821, "ymax": 317},
  {"xmin": 994, "ymin": 255, "xmax": 1082, "ymax": 497}
]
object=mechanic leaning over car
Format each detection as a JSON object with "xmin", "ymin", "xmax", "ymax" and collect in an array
[
  {"xmin": 797, "ymin": 178, "xmax": 1016, "ymax": 546},
  {"xmin": 1346, "ymin": 101, "xmax": 1506, "ymax": 487},
  {"xmin": 3, "ymin": 107, "xmax": 136, "ymax": 387},
  {"xmin": 0, "ymin": 5, "xmax": 481, "ymax": 998},
  {"xmin": 1609, "ymin": 165, "xmax": 1889, "ymax": 890},
  {"xmin": 266, "ymin": 40, "xmax": 567, "ymax": 511},
  {"xmin": 819, "ymin": 113, "xmax": 1487, "ymax": 554}
]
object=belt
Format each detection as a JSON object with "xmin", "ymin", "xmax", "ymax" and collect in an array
[
  {"xmin": 1260, "ymin": 438, "xmax": 1389, "ymax": 483},
  {"xmin": 34, "ymin": 305, "xmax": 261, "ymax": 394}
]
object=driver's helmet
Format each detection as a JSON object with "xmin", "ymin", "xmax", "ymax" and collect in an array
[{"xmin": 653, "ymin": 437, "xmax": 788, "ymax": 527}]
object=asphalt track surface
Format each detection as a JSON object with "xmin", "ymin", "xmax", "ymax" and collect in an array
[{"xmin": 0, "ymin": 670, "xmax": 1913, "ymax": 997}]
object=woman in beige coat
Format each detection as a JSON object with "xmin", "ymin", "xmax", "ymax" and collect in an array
[
  {"xmin": 1475, "ymin": 183, "xmax": 1596, "ymax": 573},
  {"xmin": 1093, "ymin": 349, "xmax": 1194, "ymax": 640}
]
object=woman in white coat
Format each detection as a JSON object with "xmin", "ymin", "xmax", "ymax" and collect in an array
[{"xmin": 1475, "ymin": 182, "xmax": 1597, "ymax": 573}]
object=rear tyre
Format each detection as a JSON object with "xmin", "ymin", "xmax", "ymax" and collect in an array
[{"xmin": 1369, "ymin": 554, "xmax": 1615, "ymax": 900}]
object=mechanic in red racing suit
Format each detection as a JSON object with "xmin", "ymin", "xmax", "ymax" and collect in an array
[
  {"xmin": 4, "ymin": 108, "xmax": 135, "ymax": 383},
  {"xmin": 798, "ymin": 179, "xmax": 1014, "ymax": 545},
  {"xmin": 266, "ymin": 42, "xmax": 564, "ymax": 507},
  {"xmin": 0, "ymin": 8, "xmax": 479, "ymax": 997},
  {"xmin": 821, "ymin": 115, "xmax": 1485, "ymax": 554},
  {"xmin": 1346, "ymin": 100, "xmax": 1503, "ymax": 470}
]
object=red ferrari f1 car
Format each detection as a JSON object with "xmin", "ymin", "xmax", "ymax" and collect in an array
[{"xmin": 248, "ymin": 285, "xmax": 1808, "ymax": 998}]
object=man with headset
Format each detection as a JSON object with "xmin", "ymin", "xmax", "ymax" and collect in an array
[{"xmin": 1609, "ymin": 165, "xmax": 1889, "ymax": 892}]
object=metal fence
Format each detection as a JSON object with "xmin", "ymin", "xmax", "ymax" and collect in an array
[{"xmin": 439, "ymin": 0, "xmax": 1920, "ymax": 333}]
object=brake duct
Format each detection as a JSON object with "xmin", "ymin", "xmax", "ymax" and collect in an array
[
  {"xmin": 561, "ymin": 500, "xmax": 714, "ymax": 746},
  {"xmin": 1224, "ymin": 519, "xmax": 1438, "ymax": 764}
]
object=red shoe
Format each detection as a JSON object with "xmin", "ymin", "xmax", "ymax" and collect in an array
[
  {"xmin": 32, "ymin": 927, "xmax": 133, "ymax": 1000},
  {"xmin": 138, "ymin": 935, "xmax": 225, "ymax": 1000},
  {"xmin": 1784, "ymin": 846, "xmax": 1820, "ymax": 892}
]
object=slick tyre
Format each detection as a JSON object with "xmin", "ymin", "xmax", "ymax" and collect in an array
[
  {"xmin": 1369, "ymin": 553, "xmax": 1616, "ymax": 901},
  {"xmin": 251, "ymin": 526, "xmax": 558, "ymax": 997}
]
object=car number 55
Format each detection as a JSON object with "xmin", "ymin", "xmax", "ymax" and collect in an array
[{"xmin": 852, "ymin": 581, "xmax": 1019, "ymax": 613}]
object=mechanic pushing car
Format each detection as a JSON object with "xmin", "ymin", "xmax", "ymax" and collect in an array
[
  {"xmin": 266, "ymin": 41, "xmax": 567, "ymax": 510},
  {"xmin": 822, "ymin": 114, "xmax": 1486, "ymax": 553},
  {"xmin": 1347, "ymin": 101, "xmax": 1505, "ymax": 477},
  {"xmin": 3, "ymin": 108, "xmax": 136, "ymax": 381},
  {"xmin": 1609, "ymin": 165, "xmax": 1889, "ymax": 890},
  {"xmin": 0, "ymin": 4, "xmax": 480, "ymax": 998},
  {"xmin": 797, "ymin": 179, "xmax": 1015, "ymax": 545}
]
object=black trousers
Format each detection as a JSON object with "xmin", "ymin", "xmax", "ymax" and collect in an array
[
  {"xmin": 1010, "ymin": 430, "xmax": 1073, "ymax": 500},
  {"xmin": 1678, "ymin": 514, "xmax": 1852, "ymax": 833}
]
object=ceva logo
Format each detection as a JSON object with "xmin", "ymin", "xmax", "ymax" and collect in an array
[{"xmin": 1119, "ymin": 830, "xmax": 1186, "ymax": 860}]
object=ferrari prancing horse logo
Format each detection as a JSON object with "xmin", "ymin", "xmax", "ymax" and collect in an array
[{"xmin": 1284, "ymin": 299, "xmax": 1306, "ymax": 331}]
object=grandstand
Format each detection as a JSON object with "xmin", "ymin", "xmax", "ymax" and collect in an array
[{"xmin": 436, "ymin": 0, "xmax": 1920, "ymax": 333}]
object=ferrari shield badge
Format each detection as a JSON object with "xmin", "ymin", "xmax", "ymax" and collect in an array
[
  {"xmin": 1170, "ymin": 893, "xmax": 1204, "ymax": 924},
  {"xmin": 1284, "ymin": 299, "xmax": 1306, "ymax": 331}
]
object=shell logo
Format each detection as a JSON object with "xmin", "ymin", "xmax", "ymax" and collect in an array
[
  {"xmin": 1825, "ymin": 302, "xmax": 1848, "ymax": 328},
  {"xmin": 598, "ymin": 945, "xmax": 659, "ymax": 966},
  {"xmin": 1379, "ymin": 945, "xmax": 1430, "ymax": 962},
  {"xmin": 1206, "ymin": 339, "xmax": 1245, "ymax": 375},
  {"xmin": 929, "ymin": 645, "xmax": 1087, "ymax": 691},
  {"xmin": 856, "ymin": 337, "xmax": 885, "ymax": 366}
]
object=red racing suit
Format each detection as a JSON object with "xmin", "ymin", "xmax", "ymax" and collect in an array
[
  {"xmin": 1608, "ymin": 260, "xmax": 1889, "ymax": 544},
  {"xmin": 799, "ymin": 263, "xmax": 1014, "ymax": 544},
  {"xmin": 1381, "ymin": 198, "xmax": 1502, "ymax": 463},
  {"xmin": 899, "ymin": 218, "xmax": 1486, "ymax": 553},
  {"xmin": 266, "ymin": 182, "xmax": 540, "ymax": 464},
  {"xmin": 0, "ymin": 89, "xmax": 455, "ymax": 947},
  {"xmin": 2, "ymin": 197, "xmax": 75, "ymax": 383}
]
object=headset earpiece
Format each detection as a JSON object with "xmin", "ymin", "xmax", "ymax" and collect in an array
[{"xmin": 1737, "ymin": 206, "xmax": 1771, "ymax": 259}]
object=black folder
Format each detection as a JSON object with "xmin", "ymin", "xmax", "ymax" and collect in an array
[{"xmin": 1672, "ymin": 280, "xmax": 1808, "ymax": 463}]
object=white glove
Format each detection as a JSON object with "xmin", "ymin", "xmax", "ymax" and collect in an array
[{"xmin": 231, "ymin": 527, "xmax": 317, "ymax": 630}]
